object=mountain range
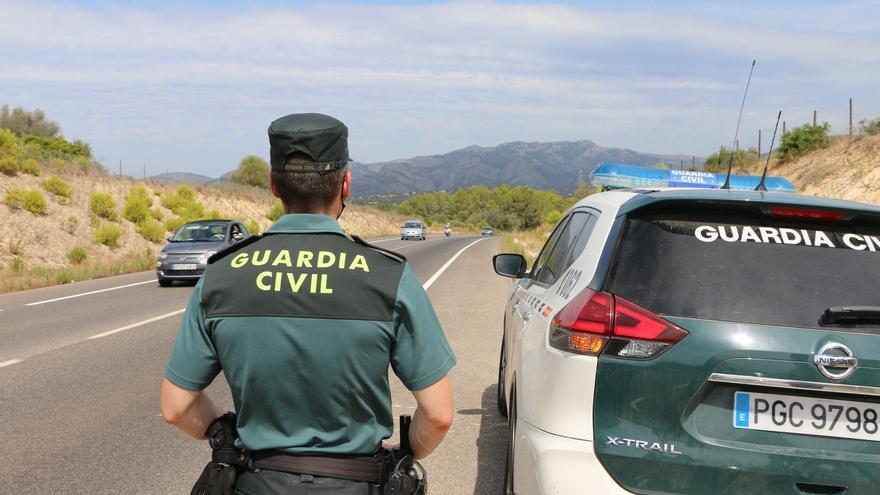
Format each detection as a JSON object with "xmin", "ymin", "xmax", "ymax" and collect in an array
[
  {"xmin": 149, "ymin": 140, "xmax": 702, "ymax": 197},
  {"xmin": 348, "ymin": 140, "xmax": 701, "ymax": 198}
]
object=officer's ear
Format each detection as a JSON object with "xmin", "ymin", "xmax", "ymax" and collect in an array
[
  {"xmin": 341, "ymin": 169, "xmax": 351, "ymax": 201},
  {"xmin": 269, "ymin": 172, "xmax": 281, "ymax": 199}
]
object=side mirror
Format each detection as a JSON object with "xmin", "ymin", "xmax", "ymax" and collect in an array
[
  {"xmin": 493, "ymin": 253, "xmax": 527, "ymax": 278},
  {"xmin": 232, "ymin": 233, "xmax": 245, "ymax": 242},
  {"xmin": 166, "ymin": 236, "xmax": 173, "ymax": 243}
]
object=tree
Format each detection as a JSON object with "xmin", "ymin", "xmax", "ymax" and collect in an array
[
  {"xmin": 0, "ymin": 104, "xmax": 60, "ymax": 137},
  {"xmin": 229, "ymin": 155, "xmax": 270, "ymax": 188}
]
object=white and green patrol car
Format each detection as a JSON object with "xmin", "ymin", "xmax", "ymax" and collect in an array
[{"xmin": 494, "ymin": 187, "xmax": 880, "ymax": 494}]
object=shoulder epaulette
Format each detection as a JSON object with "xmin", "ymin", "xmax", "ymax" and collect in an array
[
  {"xmin": 207, "ymin": 234, "xmax": 263, "ymax": 264},
  {"xmin": 351, "ymin": 235, "xmax": 407, "ymax": 263}
]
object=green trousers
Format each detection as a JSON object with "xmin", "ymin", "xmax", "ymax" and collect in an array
[{"xmin": 234, "ymin": 469, "xmax": 376, "ymax": 495}]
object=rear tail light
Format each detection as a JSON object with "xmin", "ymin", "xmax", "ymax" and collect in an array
[{"xmin": 549, "ymin": 288, "xmax": 687, "ymax": 359}]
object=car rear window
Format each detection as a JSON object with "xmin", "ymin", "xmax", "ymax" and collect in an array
[{"xmin": 606, "ymin": 210, "xmax": 880, "ymax": 329}]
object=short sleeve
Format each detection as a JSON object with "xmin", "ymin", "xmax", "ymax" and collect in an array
[
  {"xmin": 164, "ymin": 280, "xmax": 221, "ymax": 390},
  {"xmin": 391, "ymin": 265, "xmax": 457, "ymax": 390}
]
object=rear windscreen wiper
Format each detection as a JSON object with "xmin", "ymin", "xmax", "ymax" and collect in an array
[{"xmin": 820, "ymin": 306, "xmax": 880, "ymax": 325}]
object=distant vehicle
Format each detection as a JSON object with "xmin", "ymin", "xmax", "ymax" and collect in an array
[
  {"xmin": 157, "ymin": 220, "xmax": 249, "ymax": 286},
  {"xmin": 401, "ymin": 220, "xmax": 426, "ymax": 241},
  {"xmin": 493, "ymin": 187, "xmax": 880, "ymax": 494},
  {"xmin": 444, "ymin": 225, "xmax": 452, "ymax": 237},
  {"xmin": 481, "ymin": 227, "xmax": 494, "ymax": 236}
]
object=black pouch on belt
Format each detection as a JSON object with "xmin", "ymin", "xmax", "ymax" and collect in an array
[{"xmin": 191, "ymin": 412, "xmax": 242, "ymax": 495}]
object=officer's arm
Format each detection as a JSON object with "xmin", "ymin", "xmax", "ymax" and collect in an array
[
  {"xmin": 160, "ymin": 378, "xmax": 223, "ymax": 440},
  {"xmin": 409, "ymin": 376, "xmax": 453, "ymax": 460}
]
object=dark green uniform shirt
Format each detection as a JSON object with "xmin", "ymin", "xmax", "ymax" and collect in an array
[{"xmin": 165, "ymin": 214, "xmax": 456, "ymax": 454}]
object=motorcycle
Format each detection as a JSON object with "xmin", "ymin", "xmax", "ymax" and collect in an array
[{"xmin": 444, "ymin": 227, "xmax": 451, "ymax": 237}]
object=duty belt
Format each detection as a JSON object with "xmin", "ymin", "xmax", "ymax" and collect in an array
[{"xmin": 249, "ymin": 450, "xmax": 388, "ymax": 484}]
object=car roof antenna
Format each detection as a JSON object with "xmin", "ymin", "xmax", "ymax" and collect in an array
[
  {"xmin": 722, "ymin": 59, "xmax": 756, "ymax": 190},
  {"xmin": 755, "ymin": 110, "xmax": 782, "ymax": 191}
]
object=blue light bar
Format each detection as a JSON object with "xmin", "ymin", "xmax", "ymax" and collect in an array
[{"xmin": 589, "ymin": 163, "xmax": 796, "ymax": 192}]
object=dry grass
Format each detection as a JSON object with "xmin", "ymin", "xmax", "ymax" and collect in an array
[
  {"xmin": 743, "ymin": 133, "xmax": 880, "ymax": 204},
  {"xmin": 0, "ymin": 175, "xmax": 407, "ymax": 293}
]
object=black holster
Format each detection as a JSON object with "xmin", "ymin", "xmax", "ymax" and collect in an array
[
  {"xmin": 191, "ymin": 412, "xmax": 243, "ymax": 495},
  {"xmin": 383, "ymin": 415, "xmax": 427, "ymax": 495}
]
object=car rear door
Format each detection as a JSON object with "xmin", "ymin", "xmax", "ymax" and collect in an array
[{"xmin": 592, "ymin": 202, "xmax": 880, "ymax": 495}]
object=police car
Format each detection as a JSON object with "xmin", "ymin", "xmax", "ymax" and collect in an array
[{"xmin": 493, "ymin": 181, "xmax": 880, "ymax": 494}]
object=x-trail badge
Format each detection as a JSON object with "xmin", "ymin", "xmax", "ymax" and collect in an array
[{"xmin": 814, "ymin": 342, "xmax": 858, "ymax": 380}]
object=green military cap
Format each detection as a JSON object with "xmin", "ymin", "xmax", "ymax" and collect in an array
[{"xmin": 268, "ymin": 113, "xmax": 350, "ymax": 172}]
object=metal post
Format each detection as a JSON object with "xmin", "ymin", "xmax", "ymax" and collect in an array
[
  {"xmin": 849, "ymin": 98, "xmax": 853, "ymax": 139},
  {"xmin": 692, "ymin": 155, "xmax": 695, "ymax": 168},
  {"xmin": 813, "ymin": 110, "xmax": 817, "ymax": 126},
  {"xmin": 783, "ymin": 121, "xmax": 786, "ymax": 135},
  {"xmin": 143, "ymin": 164, "xmax": 146, "ymax": 180},
  {"xmin": 735, "ymin": 139, "xmax": 739, "ymax": 152},
  {"xmin": 758, "ymin": 129, "xmax": 762, "ymax": 157},
  {"xmin": 119, "ymin": 160, "xmax": 122, "ymax": 177}
]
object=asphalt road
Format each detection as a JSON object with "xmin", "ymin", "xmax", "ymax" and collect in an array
[{"xmin": 0, "ymin": 233, "xmax": 512, "ymax": 494}]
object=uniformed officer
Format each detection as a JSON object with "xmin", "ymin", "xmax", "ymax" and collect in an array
[{"xmin": 160, "ymin": 113, "xmax": 456, "ymax": 494}]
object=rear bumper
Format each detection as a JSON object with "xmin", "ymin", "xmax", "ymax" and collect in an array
[{"xmin": 516, "ymin": 420, "xmax": 633, "ymax": 495}]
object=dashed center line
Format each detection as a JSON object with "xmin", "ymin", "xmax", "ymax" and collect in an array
[
  {"xmin": 88, "ymin": 309, "xmax": 185, "ymax": 340},
  {"xmin": 0, "ymin": 359, "xmax": 23, "ymax": 368},
  {"xmin": 25, "ymin": 279, "xmax": 155, "ymax": 306}
]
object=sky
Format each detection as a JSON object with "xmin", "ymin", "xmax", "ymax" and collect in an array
[{"xmin": 1, "ymin": 0, "xmax": 879, "ymax": 178}]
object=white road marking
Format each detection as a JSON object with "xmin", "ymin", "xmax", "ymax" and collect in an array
[
  {"xmin": 423, "ymin": 238, "xmax": 489, "ymax": 290},
  {"xmin": 25, "ymin": 279, "xmax": 156, "ymax": 306},
  {"xmin": 0, "ymin": 359, "xmax": 23, "ymax": 368},
  {"xmin": 87, "ymin": 309, "xmax": 185, "ymax": 340}
]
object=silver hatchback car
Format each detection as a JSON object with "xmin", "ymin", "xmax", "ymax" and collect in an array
[{"xmin": 400, "ymin": 220, "xmax": 426, "ymax": 241}]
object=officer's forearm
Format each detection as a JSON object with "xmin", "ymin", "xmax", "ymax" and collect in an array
[
  {"xmin": 408, "ymin": 377, "xmax": 454, "ymax": 459},
  {"xmin": 160, "ymin": 379, "xmax": 224, "ymax": 440},
  {"xmin": 409, "ymin": 408, "xmax": 451, "ymax": 459}
]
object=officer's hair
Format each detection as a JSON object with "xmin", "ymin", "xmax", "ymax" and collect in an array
[{"xmin": 272, "ymin": 152, "xmax": 346, "ymax": 213}]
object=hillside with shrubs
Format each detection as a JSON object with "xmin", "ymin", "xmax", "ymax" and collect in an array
[{"xmin": 0, "ymin": 105, "xmax": 405, "ymax": 292}]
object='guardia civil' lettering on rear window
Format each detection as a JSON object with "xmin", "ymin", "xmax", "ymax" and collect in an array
[{"xmin": 694, "ymin": 225, "xmax": 880, "ymax": 251}]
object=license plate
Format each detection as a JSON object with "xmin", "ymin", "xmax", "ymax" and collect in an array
[
  {"xmin": 171, "ymin": 263, "xmax": 198, "ymax": 270},
  {"xmin": 734, "ymin": 391, "xmax": 880, "ymax": 442}
]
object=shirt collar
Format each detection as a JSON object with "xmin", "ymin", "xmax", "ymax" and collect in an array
[{"xmin": 265, "ymin": 213, "xmax": 346, "ymax": 236}]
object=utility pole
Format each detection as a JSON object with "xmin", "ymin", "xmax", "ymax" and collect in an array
[
  {"xmin": 692, "ymin": 155, "xmax": 695, "ymax": 168},
  {"xmin": 143, "ymin": 164, "xmax": 146, "ymax": 180},
  {"xmin": 758, "ymin": 129, "xmax": 762, "ymax": 157},
  {"xmin": 118, "ymin": 160, "xmax": 122, "ymax": 177},
  {"xmin": 849, "ymin": 98, "xmax": 853, "ymax": 139},
  {"xmin": 783, "ymin": 121, "xmax": 786, "ymax": 135},
  {"xmin": 813, "ymin": 110, "xmax": 817, "ymax": 126}
]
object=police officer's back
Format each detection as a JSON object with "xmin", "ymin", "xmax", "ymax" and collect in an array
[{"xmin": 160, "ymin": 113, "xmax": 456, "ymax": 494}]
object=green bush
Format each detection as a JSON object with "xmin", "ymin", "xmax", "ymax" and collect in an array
[
  {"xmin": 149, "ymin": 208, "xmax": 163, "ymax": 221},
  {"xmin": 89, "ymin": 192, "xmax": 118, "ymax": 220},
  {"xmin": 860, "ymin": 118, "xmax": 880, "ymax": 136},
  {"xmin": 702, "ymin": 146, "xmax": 757, "ymax": 173},
  {"xmin": 123, "ymin": 186, "xmax": 152, "ymax": 223},
  {"xmin": 246, "ymin": 219, "xmax": 261, "ymax": 235},
  {"xmin": 41, "ymin": 175, "xmax": 72, "ymax": 199},
  {"xmin": 67, "ymin": 246, "xmax": 88, "ymax": 264},
  {"xmin": 0, "ymin": 155, "xmax": 18, "ymax": 175},
  {"xmin": 266, "ymin": 199, "xmax": 284, "ymax": 221},
  {"xmin": 20, "ymin": 157, "xmax": 41, "ymax": 176},
  {"xmin": 778, "ymin": 123, "xmax": 830, "ymax": 162},
  {"xmin": 5, "ymin": 189, "xmax": 47, "ymax": 215},
  {"xmin": 94, "ymin": 222, "xmax": 123, "ymax": 247},
  {"xmin": 207, "ymin": 209, "xmax": 223, "ymax": 220},
  {"xmin": 21, "ymin": 134, "xmax": 91, "ymax": 159},
  {"xmin": 137, "ymin": 218, "xmax": 166, "ymax": 243},
  {"xmin": 161, "ymin": 185, "xmax": 205, "ymax": 218}
]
